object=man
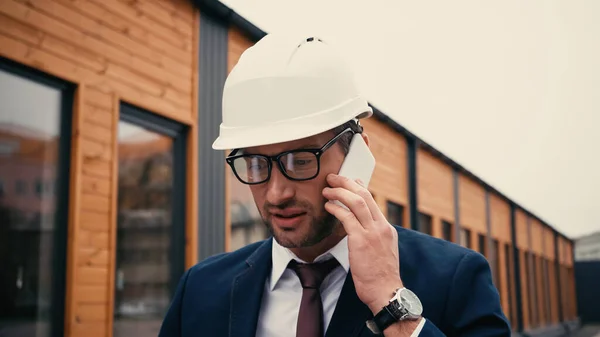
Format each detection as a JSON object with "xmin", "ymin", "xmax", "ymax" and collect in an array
[{"xmin": 158, "ymin": 32, "xmax": 510, "ymax": 336}]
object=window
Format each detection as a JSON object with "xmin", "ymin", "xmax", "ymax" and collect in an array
[
  {"xmin": 490, "ymin": 239, "xmax": 500, "ymax": 288},
  {"xmin": 478, "ymin": 233, "xmax": 487, "ymax": 256},
  {"xmin": 441, "ymin": 220, "xmax": 453, "ymax": 241},
  {"xmin": 113, "ymin": 103, "xmax": 187, "ymax": 337},
  {"xmin": 387, "ymin": 201, "xmax": 404, "ymax": 228},
  {"xmin": 0, "ymin": 60, "xmax": 73, "ymax": 337},
  {"xmin": 460, "ymin": 228, "xmax": 471, "ymax": 248},
  {"xmin": 15, "ymin": 179, "xmax": 26, "ymax": 195},
  {"xmin": 527, "ymin": 252, "xmax": 538, "ymax": 327},
  {"xmin": 418, "ymin": 212, "xmax": 432, "ymax": 235}
]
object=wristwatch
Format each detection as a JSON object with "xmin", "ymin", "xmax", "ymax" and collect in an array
[{"xmin": 366, "ymin": 287, "xmax": 423, "ymax": 334}]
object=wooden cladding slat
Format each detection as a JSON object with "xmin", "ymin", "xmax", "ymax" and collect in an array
[
  {"xmin": 85, "ymin": 88, "xmax": 113, "ymax": 110},
  {"xmin": 77, "ymin": 267, "xmax": 109, "ymax": 285},
  {"xmin": 88, "ymin": 0, "xmax": 191, "ymax": 51},
  {"xmin": 0, "ymin": 29, "xmax": 190, "ymax": 122},
  {"xmin": 78, "ymin": 230, "xmax": 110, "ymax": 249},
  {"xmin": 81, "ymin": 138, "xmax": 113, "ymax": 162},
  {"xmin": 81, "ymin": 193, "xmax": 111, "ymax": 213},
  {"xmin": 117, "ymin": 0, "xmax": 193, "ymax": 37},
  {"xmin": 75, "ymin": 303, "xmax": 108, "ymax": 322},
  {"xmin": 82, "ymin": 175, "xmax": 111, "ymax": 197},
  {"xmin": 84, "ymin": 104, "xmax": 113, "ymax": 129},
  {"xmin": 82, "ymin": 157, "xmax": 111, "ymax": 179},
  {"xmin": 75, "ymin": 285, "xmax": 109, "ymax": 304},
  {"xmin": 53, "ymin": 0, "xmax": 192, "ymax": 65},
  {"xmin": 459, "ymin": 174, "xmax": 486, "ymax": 234},
  {"xmin": 417, "ymin": 148, "xmax": 454, "ymax": 222},
  {"xmin": 150, "ymin": 0, "xmax": 194, "ymax": 24},
  {"xmin": 80, "ymin": 210, "xmax": 111, "ymax": 233},
  {"xmin": 1, "ymin": 1, "xmax": 193, "ymax": 99},
  {"xmin": 14, "ymin": 0, "xmax": 191, "ymax": 78},
  {"xmin": 71, "ymin": 322, "xmax": 108, "ymax": 337},
  {"xmin": 77, "ymin": 248, "xmax": 110, "ymax": 267}
]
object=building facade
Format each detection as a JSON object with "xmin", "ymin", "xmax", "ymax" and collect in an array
[{"xmin": 0, "ymin": 0, "xmax": 578, "ymax": 336}]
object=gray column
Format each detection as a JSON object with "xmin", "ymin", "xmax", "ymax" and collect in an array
[
  {"xmin": 198, "ymin": 12, "xmax": 228, "ymax": 260},
  {"xmin": 453, "ymin": 169, "xmax": 461, "ymax": 244}
]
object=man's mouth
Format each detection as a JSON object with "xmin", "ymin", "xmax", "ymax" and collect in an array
[{"xmin": 272, "ymin": 212, "xmax": 306, "ymax": 219}]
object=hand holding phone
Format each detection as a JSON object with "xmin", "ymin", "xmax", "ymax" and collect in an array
[{"xmin": 331, "ymin": 133, "xmax": 376, "ymax": 210}]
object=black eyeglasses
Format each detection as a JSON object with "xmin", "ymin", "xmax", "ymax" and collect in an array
[{"xmin": 226, "ymin": 127, "xmax": 355, "ymax": 185}]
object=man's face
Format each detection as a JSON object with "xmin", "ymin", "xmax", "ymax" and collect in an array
[{"xmin": 244, "ymin": 130, "xmax": 346, "ymax": 249}]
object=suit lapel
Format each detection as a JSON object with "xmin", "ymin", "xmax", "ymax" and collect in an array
[
  {"xmin": 325, "ymin": 272, "xmax": 373, "ymax": 337},
  {"xmin": 229, "ymin": 238, "xmax": 273, "ymax": 337}
]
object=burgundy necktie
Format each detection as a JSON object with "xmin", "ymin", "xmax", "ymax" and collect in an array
[{"xmin": 288, "ymin": 258, "xmax": 340, "ymax": 337}]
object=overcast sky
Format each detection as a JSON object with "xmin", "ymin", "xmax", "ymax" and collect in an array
[{"xmin": 219, "ymin": 0, "xmax": 600, "ymax": 239}]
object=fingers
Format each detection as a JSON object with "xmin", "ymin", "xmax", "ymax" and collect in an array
[
  {"xmin": 325, "ymin": 174, "xmax": 384, "ymax": 223},
  {"xmin": 323, "ymin": 200, "xmax": 365, "ymax": 236},
  {"xmin": 323, "ymin": 186, "xmax": 374, "ymax": 228}
]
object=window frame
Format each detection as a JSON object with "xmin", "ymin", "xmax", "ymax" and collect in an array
[
  {"xmin": 0, "ymin": 56, "xmax": 75, "ymax": 337},
  {"xmin": 116, "ymin": 102, "xmax": 188, "ymax": 313}
]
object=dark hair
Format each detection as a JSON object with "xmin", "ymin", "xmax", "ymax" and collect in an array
[{"xmin": 331, "ymin": 119, "xmax": 364, "ymax": 155}]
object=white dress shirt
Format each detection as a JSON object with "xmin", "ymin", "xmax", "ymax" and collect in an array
[{"xmin": 256, "ymin": 236, "xmax": 426, "ymax": 336}]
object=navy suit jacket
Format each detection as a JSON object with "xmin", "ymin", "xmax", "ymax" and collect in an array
[{"xmin": 158, "ymin": 225, "xmax": 511, "ymax": 336}]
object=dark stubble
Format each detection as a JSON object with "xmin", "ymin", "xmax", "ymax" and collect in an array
[{"xmin": 261, "ymin": 197, "xmax": 339, "ymax": 248}]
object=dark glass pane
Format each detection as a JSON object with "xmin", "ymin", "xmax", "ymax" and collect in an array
[
  {"xmin": 417, "ymin": 212, "xmax": 432, "ymax": 235},
  {"xmin": 113, "ymin": 121, "xmax": 174, "ymax": 337},
  {"xmin": 460, "ymin": 228, "xmax": 471, "ymax": 248},
  {"xmin": 0, "ymin": 68, "xmax": 63, "ymax": 337},
  {"xmin": 441, "ymin": 221, "xmax": 452, "ymax": 241},
  {"xmin": 478, "ymin": 234, "xmax": 487, "ymax": 256},
  {"xmin": 386, "ymin": 201, "xmax": 404, "ymax": 227},
  {"xmin": 490, "ymin": 239, "xmax": 500, "ymax": 290}
]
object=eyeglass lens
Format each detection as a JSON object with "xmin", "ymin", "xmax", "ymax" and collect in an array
[{"xmin": 232, "ymin": 151, "xmax": 319, "ymax": 183}]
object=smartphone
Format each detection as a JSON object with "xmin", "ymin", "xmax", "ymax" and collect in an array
[{"xmin": 331, "ymin": 133, "xmax": 376, "ymax": 210}]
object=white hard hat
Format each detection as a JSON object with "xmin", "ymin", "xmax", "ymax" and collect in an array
[{"xmin": 211, "ymin": 32, "xmax": 373, "ymax": 150}]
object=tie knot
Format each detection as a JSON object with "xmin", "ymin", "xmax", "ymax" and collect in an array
[{"xmin": 288, "ymin": 258, "xmax": 340, "ymax": 289}]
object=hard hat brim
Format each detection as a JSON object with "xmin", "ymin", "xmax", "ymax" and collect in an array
[{"xmin": 212, "ymin": 99, "xmax": 372, "ymax": 150}]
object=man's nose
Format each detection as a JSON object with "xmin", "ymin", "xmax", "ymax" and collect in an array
[{"xmin": 265, "ymin": 165, "xmax": 295, "ymax": 205}]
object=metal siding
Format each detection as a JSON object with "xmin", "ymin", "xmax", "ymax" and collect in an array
[
  {"xmin": 198, "ymin": 12, "xmax": 227, "ymax": 260},
  {"xmin": 453, "ymin": 169, "xmax": 461, "ymax": 244},
  {"xmin": 574, "ymin": 261, "xmax": 600, "ymax": 324},
  {"xmin": 511, "ymin": 204, "xmax": 524, "ymax": 332},
  {"xmin": 407, "ymin": 139, "xmax": 419, "ymax": 231},
  {"xmin": 486, "ymin": 190, "xmax": 495, "ymax": 270}
]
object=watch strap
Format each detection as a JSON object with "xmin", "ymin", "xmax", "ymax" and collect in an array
[{"xmin": 366, "ymin": 301, "xmax": 402, "ymax": 334}]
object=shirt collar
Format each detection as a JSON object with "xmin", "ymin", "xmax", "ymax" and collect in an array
[{"xmin": 270, "ymin": 236, "xmax": 350, "ymax": 291}]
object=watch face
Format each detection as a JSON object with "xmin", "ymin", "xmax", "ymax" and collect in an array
[{"xmin": 399, "ymin": 288, "xmax": 423, "ymax": 316}]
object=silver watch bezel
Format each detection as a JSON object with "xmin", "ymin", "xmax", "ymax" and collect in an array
[{"xmin": 391, "ymin": 287, "xmax": 423, "ymax": 320}]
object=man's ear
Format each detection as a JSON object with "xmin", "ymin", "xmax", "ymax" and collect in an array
[{"xmin": 361, "ymin": 132, "xmax": 370, "ymax": 148}]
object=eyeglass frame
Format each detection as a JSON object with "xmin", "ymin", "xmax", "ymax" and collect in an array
[{"xmin": 225, "ymin": 127, "xmax": 358, "ymax": 185}]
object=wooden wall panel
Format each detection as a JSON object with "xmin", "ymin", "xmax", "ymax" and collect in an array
[
  {"xmin": 0, "ymin": 0, "xmax": 194, "ymax": 125},
  {"xmin": 558, "ymin": 238, "xmax": 564, "ymax": 264},
  {"xmin": 544, "ymin": 228, "xmax": 555, "ymax": 261},
  {"xmin": 497, "ymin": 245, "xmax": 510, "ymax": 323},
  {"xmin": 417, "ymin": 148, "xmax": 454, "ymax": 231},
  {"xmin": 530, "ymin": 219, "xmax": 544, "ymax": 256},
  {"xmin": 490, "ymin": 193, "xmax": 511, "ymax": 242},
  {"xmin": 565, "ymin": 241, "xmax": 573, "ymax": 267},
  {"xmin": 0, "ymin": 0, "xmax": 197, "ymax": 336},
  {"xmin": 515, "ymin": 209, "xmax": 529, "ymax": 250},
  {"xmin": 362, "ymin": 118, "xmax": 409, "ymax": 219},
  {"xmin": 458, "ymin": 174, "xmax": 486, "ymax": 235}
]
